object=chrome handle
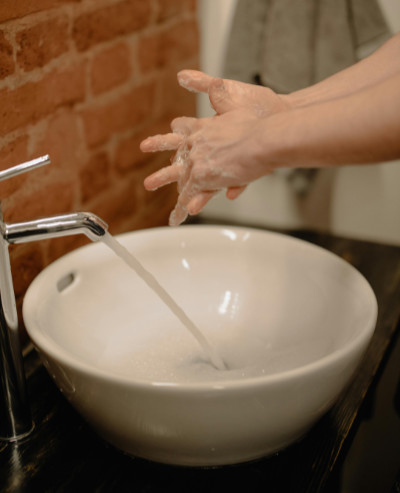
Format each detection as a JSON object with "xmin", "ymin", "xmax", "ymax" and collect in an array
[{"xmin": 0, "ymin": 155, "xmax": 50, "ymax": 182}]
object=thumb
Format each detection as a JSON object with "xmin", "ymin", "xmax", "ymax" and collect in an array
[
  {"xmin": 208, "ymin": 78, "xmax": 235, "ymax": 114},
  {"xmin": 177, "ymin": 70, "xmax": 213, "ymax": 93}
]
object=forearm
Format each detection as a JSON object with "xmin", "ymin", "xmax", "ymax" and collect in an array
[
  {"xmin": 284, "ymin": 32, "xmax": 400, "ymax": 109},
  {"xmin": 263, "ymin": 72, "xmax": 400, "ymax": 169}
]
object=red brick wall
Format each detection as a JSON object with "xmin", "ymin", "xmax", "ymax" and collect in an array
[{"xmin": 0, "ymin": 0, "xmax": 199, "ymax": 337}]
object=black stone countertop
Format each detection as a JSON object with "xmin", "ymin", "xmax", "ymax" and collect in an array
[{"xmin": 1, "ymin": 227, "xmax": 399, "ymax": 493}]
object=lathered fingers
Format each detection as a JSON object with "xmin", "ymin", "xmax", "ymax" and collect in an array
[
  {"xmin": 177, "ymin": 70, "xmax": 214, "ymax": 93},
  {"xmin": 226, "ymin": 186, "xmax": 247, "ymax": 200},
  {"xmin": 140, "ymin": 133, "xmax": 183, "ymax": 153},
  {"xmin": 143, "ymin": 163, "xmax": 181, "ymax": 191},
  {"xmin": 187, "ymin": 191, "xmax": 217, "ymax": 215}
]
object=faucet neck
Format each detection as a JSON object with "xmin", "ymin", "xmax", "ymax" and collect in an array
[
  {"xmin": 0, "ymin": 156, "xmax": 109, "ymax": 441},
  {"xmin": 0, "ymin": 209, "xmax": 108, "ymax": 440},
  {"xmin": 4, "ymin": 212, "xmax": 108, "ymax": 245},
  {"xmin": 0, "ymin": 232, "xmax": 33, "ymax": 440}
]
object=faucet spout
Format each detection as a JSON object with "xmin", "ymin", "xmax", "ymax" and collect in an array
[
  {"xmin": 0, "ymin": 211, "xmax": 108, "ymax": 441},
  {"xmin": 4, "ymin": 212, "xmax": 108, "ymax": 244},
  {"xmin": 0, "ymin": 156, "xmax": 110, "ymax": 441}
]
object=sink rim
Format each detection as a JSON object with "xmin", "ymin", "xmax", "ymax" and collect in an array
[{"xmin": 23, "ymin": 225, "xmax": 378, "ymax": 392}]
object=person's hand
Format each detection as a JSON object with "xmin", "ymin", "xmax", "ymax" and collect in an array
[
  {"xmin": 177, "ymin": 69, "xmax": 289, "ymax": 117},
  {"xmin": 143, "ymin": 106, "xmax": 272, "ymax": 226},
  {"xmin": 141, "ymin": 71, "xmax": 289, "ymax": 225}
]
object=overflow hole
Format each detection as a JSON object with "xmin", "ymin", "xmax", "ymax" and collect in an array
[{"xmin": 57, "ymin": 272, "xmax": 76, "ymax": 293}]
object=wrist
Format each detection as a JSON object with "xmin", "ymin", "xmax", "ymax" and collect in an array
[
  {"xmin": 281, "ymin": 87, "xmax": 322, "ymax": 110},
  {"xmin": 252, "ymin": 112, "xmax": 295, "ymax": 171},
  {"xmin": 279, "ymin": 93, "xmax": 298, "ymax": 109}
]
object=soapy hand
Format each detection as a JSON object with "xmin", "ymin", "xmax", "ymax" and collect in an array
[
  {"xmin": 145, "ymin": 108, "xmax": 272, "ymax": 226},
  {"xmin": 177, "ymin": 70, "xmax": 289, "ymax": 117},
  {"xmin": 143, "ymin": 34, "xmax": 400, "ymax": 225},
  {"xmin": 141, "ymin": 71, "xmax": 288, "ymax": 225}
]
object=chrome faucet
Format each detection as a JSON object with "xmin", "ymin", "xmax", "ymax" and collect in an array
[{"xmin": 0, "ymin": 155, "xmax": 108, "ymax": 441}]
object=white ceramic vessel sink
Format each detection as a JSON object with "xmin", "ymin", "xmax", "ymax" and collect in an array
[{"xmin": 23, "ymin": 225, "xmax": 377, "ymax": 466}]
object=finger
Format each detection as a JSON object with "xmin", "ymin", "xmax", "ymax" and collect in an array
[
  {"xmin": 170, "ymin": 170, "xmax": 210, "ymax": 226},
  {"xmin": 169, "ymin": 203, "xmax": 188, "ymax": 227},
  {"xmin": 172, "ymin": 182, "xmax": 218, "ymax": 226},
  {"xmin": 143, "ymin": 163, "xmax": 181, "ymax": 191},
  {"xmin": 168, "ymin": 178, "xmax": 199, "ymax": 227},
  {"xmin": 177, "ymin": 70, "xmax": 214, "ymax": 93},
  {"xmin": 140, "ymin": 133, "xmax": 183, "ymax": 153},
  {"xmin": 187, "ymin": 191, "xmax": 217, "ymax": 215},
  {"xmin": 174, "ymin": 146, "xmax": 192, "ymax": 193},
  {"xmin": 208, "ymin": 78, "xmax": 235, "ymax": 114},
  {"xmin": 171, "ymin": 116, "xmax": 199, "ymax": 135},
  {"xmin": 226, "ymin": 186, "xmax": 247, "ymax": 200}
]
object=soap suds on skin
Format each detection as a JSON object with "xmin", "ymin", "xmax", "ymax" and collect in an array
[
  {"xmin": 169, "ymin": 143, "xmax": 192, "ymax": 226},
  {"xmin": 178, "ymin": 76, "xmax": 201, "ymax": 93}
]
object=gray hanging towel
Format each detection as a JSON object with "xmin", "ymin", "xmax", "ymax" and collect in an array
[{"xmin": 224, "ymin": 0, "xmax": 392, "ymax": 93}]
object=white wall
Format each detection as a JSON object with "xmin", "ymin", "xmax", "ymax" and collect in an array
[{"xmin": 198, "ymin": 0, "xmax": 400, "ymax": 246}]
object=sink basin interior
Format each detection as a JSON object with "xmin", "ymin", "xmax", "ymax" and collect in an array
[
  {"xmin": 23, "ymin": 225, "xmax": 378, "ymax": 466},
  {"xmin": 26, "ymin": 226, "xmax": 375, "ymax": 385}
]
